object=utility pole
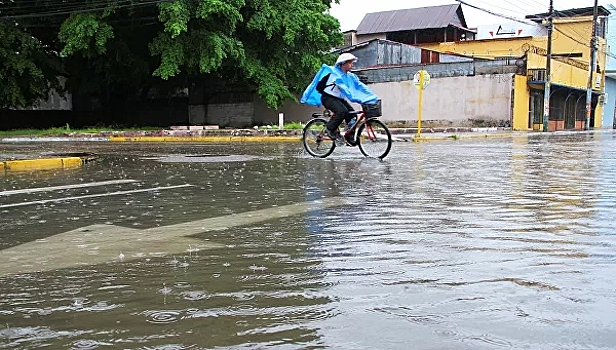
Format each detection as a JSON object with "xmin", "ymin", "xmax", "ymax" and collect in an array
[
  {"xmin": 585, "ymin": 0, "xmax": 599, "ymax": 130},
  {"xmin": 543, "ymin": 0, "xmax": 553, "ymax": 132}
]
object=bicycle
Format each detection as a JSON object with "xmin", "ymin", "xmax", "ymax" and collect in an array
[{"xmin": 302, "ymin": 100, "xmax": 393, "ymax": 159}]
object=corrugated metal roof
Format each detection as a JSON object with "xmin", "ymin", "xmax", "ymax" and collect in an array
[
  {"xmin": 526, "ymin": 6, "xmax": 610, "ymax": 21},
  {"xmin": 356, "ymin": 4, "xmax": 461, "ymax": 35}
]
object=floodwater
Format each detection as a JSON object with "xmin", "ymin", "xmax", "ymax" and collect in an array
[{"xmin": 1, "ymin": 133, "xmax": 616, "ymax": 349}]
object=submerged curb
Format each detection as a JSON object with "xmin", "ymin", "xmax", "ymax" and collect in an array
[
  {"xmin": 108, "ymin": 136, "xmax": 302, "ymax": 142},
  {"xmin": 408, "ymin": 132, "xmax": 519, "ymax": 142},
  {"xmin": 1, "ymin": 157, "xmax": 84, "ymax": 173},
  {"xmin": 2, "ymin": 132, "xmax": 511, "ymax": 143},
  {"xmin": 0, "ymin": 153, "xmax": 98, "ymax": 173}
]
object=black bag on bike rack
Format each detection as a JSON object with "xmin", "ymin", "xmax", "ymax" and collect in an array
[{"xmin": 316, "ymin": 73, "xmax": 333, "ymax": 94}]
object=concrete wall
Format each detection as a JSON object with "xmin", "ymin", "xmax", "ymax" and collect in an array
[
  {"xmin": 32, "ymin": 89, "xmax": 72, "ymax": 110},
  {"xmin": 17, "ymin": 77, "xmax": 72, "ymax": 111},
  {"xmin": 206, "ymin": 102, "xmax": 253, "ymax": 127},
  {"xmin": 608, "ymin": 14, "xmax": 616, "ymax": 71},
  {"xmin": 602, "ymin": 76, "xmax": 616, "ymax": 128},
  {"xmin": 268, "ymin": 61, "xmax": 520, "ymax": 128},
  {"xmin": 199, "ymin": 58, "xmax": 520, "ymax": 128},
  {"xmin": 367, "ymin": 74, "xmax": 513, "ymax": 125},
  {"xmin": 356, "ymin": 59, "xmax": 519, "ymax": 84},
  {"xmin": 188, "ymin": 105, "xmax": 206, "ymax": 125},
  {"xmin": 254, "ymin": 95, "xmax": 323, "ymax": 125},
  {"xmin": 187, "ymin": 91, "xmax": 324, "ymax": 128},
  {"xmin": 202, "ymin": 91, "xmax": 254, "ymax": 128}
]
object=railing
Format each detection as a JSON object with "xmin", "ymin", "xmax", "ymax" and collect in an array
[{"xmin": 528, "ymin": 69, "xmax": 547, "ymax": 82}]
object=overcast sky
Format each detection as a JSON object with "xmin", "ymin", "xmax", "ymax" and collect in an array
[{"xmin": 329, "ymin": 0, "xmax": 615, "ymax": 31}]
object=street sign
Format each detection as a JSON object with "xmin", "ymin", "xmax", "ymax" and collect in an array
[
  {"xmin": 413, "ymin": 70, "xmax": 430, "ymax": 140},
  {"xmin": 413, "ymin": 70, "xmax": 431, "ymax": 90}
]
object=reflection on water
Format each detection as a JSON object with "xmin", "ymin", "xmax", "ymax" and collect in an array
[{"xmin": 2, "ymin": 134, "xmax": 616, "ymax": 349}]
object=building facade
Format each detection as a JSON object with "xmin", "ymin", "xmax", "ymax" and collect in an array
[
  {"xmin": 351, "ymin": 4, "xmax": 476, "ymax": 46},
  {"xmin": 421, "ymin": 6, "xmax": 610, "ymax": 131},
  {"xmin": 602, "ymin": 5, "xmax": 616, "ymax": 129},
  {"xmin": 603, "ymin": 75, "xmax": 616, "ymax": 128}
]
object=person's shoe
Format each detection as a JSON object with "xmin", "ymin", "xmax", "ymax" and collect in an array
[
  {"xmin": 326, "ymin": 129, "xmax": 345, "ymax": 146},
  {"xmin": 325, "ymin": 128, "xmax": 338, "ymax": 140}
]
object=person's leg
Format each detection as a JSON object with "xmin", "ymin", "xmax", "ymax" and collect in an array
[
  {"xmin": 341, "ymin": 100, "xmax": 355, "ymax": 124},
  {"xmin": 321, "ymin": 94, "xmax": 352, "ymax": 134}
]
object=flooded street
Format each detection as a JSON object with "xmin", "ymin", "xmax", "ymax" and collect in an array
[{"xmin": 1, "ymin": 133, "xmax": 616, "ymax": 349}]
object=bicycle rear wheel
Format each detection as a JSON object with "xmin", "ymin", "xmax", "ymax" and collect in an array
[
  {"xmin": 302, "ymin": 118, "xmax": 336, "ymax": 158},
  {"xmin": 357, "ymin": 118, "xmax": 392, "ymax": 159}
]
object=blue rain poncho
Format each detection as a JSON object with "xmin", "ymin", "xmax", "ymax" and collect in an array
[{"xmin": 300, "ymin": 64, "xmax": 379, "ymax": 107}]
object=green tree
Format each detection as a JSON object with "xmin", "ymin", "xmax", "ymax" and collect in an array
[
  {"xmin": 55, "ymin": 0, "xmax": 342, "ymax": 108},
  {"xmin": 0, "ymin": 20, "xmax": 61, "ymax": 109}
]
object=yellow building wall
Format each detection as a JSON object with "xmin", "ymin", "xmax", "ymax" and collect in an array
[
  {"xmin": 555, "ymin": 18, "xmax": 607, "ymax": 92},
  {"xmin": 526, "ymin": 52, "xmax": 589, "ymax": 89},
  {"xmin": 595, "ymin": 100, "xmax": 604, "ymax": 128},
  {"xmin": 421, "ymin": 36, "xmax": 537, "ymax": 59},
  {"xmin": 513, "ymin": 75, "xmax": 530, "ymax": 131},
  {"xmin": 421, "ymin": 16, "xmax": 607, "ymax": 129},
  {"xmin": 420, "ymin": 17, "xmax": 606, "ymax": 92}
]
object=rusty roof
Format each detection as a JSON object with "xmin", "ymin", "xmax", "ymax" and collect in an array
[
  {"xmin": 355, "ymin": 4, "xmax": 466, "ymax": 35},
  {"xmin": 526, "ymin": 5, "xmax": 610, "ymax": 21}
]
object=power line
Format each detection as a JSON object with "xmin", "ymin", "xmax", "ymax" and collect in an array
[
  {"xmin": 554, "ymin": 26, "xmax": 616, "ymax": 60},
  {"xmin": 0, "ymin": 0, "xmax": 170, "ymax": 19},
  {"xmin": 467, "ymin": 0, "xmax": 531, "ymax": 17},
  {"xmin": 0, "ymin": 0, "xmax": 138, "ymax": 13},
  {"xmin": 455, "ymin": 0, "xmax": 540, "ymax": 26},
  {"xmin": 457, "ymin": 0, "xmax": 616, "ymax": 61}
]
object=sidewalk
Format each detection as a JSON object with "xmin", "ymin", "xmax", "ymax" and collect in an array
[{"xmin": 0, "ymin": 126, "xmax": 518, "ymax": 143}]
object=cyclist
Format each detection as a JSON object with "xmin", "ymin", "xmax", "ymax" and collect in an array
[{"xmin": 300, "ymin": 53, "xmax": 379, "ymax": 141}]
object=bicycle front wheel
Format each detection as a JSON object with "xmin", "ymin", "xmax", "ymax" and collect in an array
[
  {"xmin": 357, "ymin": 118, "xmax": 392, "ymax": 159},
  {"xmin": 302, "ymin": 118, "xmax": 336, "ymax": 158}
]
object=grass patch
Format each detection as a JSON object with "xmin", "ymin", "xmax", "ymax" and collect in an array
[
  {"xmin": 0, "ymin": 125, "xmax": 163, "ymax": 137},
  {"xmin": 258, "ymin": 122, "xmax": 305, "ymax": 130}
]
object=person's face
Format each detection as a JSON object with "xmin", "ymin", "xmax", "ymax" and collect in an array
[{"xmin": 341, "ymin": 60, "xmax": 354, "ymax": 72}]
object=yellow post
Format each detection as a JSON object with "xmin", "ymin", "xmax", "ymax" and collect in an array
[{"xmin": 417, "ymin": 72, "xmax": 424, "ymax": 138}]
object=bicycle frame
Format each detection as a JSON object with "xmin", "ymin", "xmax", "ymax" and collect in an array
[
  {"xmin": 339, "ymin": 112, "xmax": 381, "ymax": 145},
  {"xmin": 312, "ymin": 109, "xmax": 380, "ymax": 145},
  {"xmin": 303, "ymin": 108, "xmax": 392, "ymax": 159}
]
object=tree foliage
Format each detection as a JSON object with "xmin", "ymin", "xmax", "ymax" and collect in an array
[
  {"xmin": 1, "ymin": 0, "xmax": 342, "ymax": 109},
  {"xmin": 0, "ymin": 21, "xmax": 60, "ymax": 109}
]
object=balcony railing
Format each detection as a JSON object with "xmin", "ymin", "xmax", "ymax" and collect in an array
[{"xmin": 528, "ymin": 69, "xmax": 546, "ymax": 82}]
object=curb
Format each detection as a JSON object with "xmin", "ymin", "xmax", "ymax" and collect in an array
[
  {"xmin": 108, "ymin": 136, "xmax": 302, "ymax": 142},
  {"xmin": 2, "ymin": 129, "xmax": 613, "ymax": 144},
  {"xmin": 1, "ymin": 157, "xmax": 84, "ymax": 173},
  {"xmin": 409, "ymin": 132, "xmax": 518, "ymax": 142},
  {"xmin": 0, "ymin": 137, "xmax": 110, "ymax": 143}
]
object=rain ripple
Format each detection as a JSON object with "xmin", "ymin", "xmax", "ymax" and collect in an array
[{"xmin": 140, "ymin": 310, "xmax": 181, "ymax": 324}]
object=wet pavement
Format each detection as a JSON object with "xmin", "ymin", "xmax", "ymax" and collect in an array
[{"xmin": 1, "ymin": 134, "xmax": 616, "ymax": 349}]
